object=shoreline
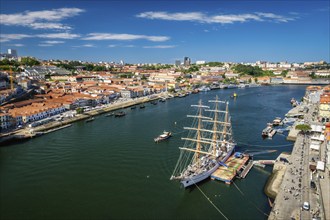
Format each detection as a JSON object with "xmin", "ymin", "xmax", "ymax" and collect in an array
[{"xmin": 0, "ymin": 93, "xmax": 167, "ymax": 146}]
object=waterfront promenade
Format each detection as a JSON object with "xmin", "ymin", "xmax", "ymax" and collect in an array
[
  {"xmin": 0, "ymin": 93, "xmax": 168, "ymax": 144},
  {"xmin": 269, "ymin": 99, "xmax": 329, "ymax": 220}
]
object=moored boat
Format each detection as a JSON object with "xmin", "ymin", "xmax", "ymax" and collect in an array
[
  {"xmin": 114, "ymin": 111, "xmax": 126, "ymax": 117},
  {"xmin": 85, "ymin": 117, "xmax": 95, "ymax": 122},
  {"xmin": 170, "ymin": 96, "xmax": 236, "ymax": 188},
  {"xmin": 272, "ymin": 117, "xmax": 282, "ymax": 126},
  {"xmin": 154, "ymin": 131, "xmax": 172, "ymax": 142},
  {"xmin": 105, "ymin": 113, "xmax": 114, "ymax": 117},
  {"xmin": 262, "ymin": 123, "xmax": 276, "ymax": 138}
]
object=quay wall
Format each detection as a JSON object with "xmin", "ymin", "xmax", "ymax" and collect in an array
[{"xmin": 0, "ymin": 94, "xmax": 164, "ymax": 146}]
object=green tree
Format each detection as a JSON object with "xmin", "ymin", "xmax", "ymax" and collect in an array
[
  {"xmin": 295, "ymin": 124, "xmax": 311, "ymax": 134},
  {"xmin": 281, "ymin": 70, "xmax": 288, "ymax": 77},
  {"xmin": 232, "ymin": 64, "xmax": 264, "ymax": 76},
  {"xmin": 20, "ymin": 57, "xmax": 40, "ymax": 66},
  {"xmin": 76, "ymin": 108, "xmax": 84, "ymax": 114},
  {"xmin": 310, "ymin": 72, "xmax": 316, "ymax": 79}
]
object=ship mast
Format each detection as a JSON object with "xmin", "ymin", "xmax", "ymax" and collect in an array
[
  {"xmin": 223, "ymin": 101, "xmax": 229, "ymax": 142},
  {"xmin": 194, "ymin": 100, "xmax": 203, "ymax": 164},
  {"xmin": 211, "ymin": 96, "xmax": 219, "ymax": 156}
]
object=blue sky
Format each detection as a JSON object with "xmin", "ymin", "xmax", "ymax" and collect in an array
[{"xmin": 0, "ymin": 0, "xmax": 329, "ymax": 64}]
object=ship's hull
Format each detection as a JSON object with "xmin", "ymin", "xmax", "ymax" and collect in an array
[
  {"xmin": 180, "ymin": 163, "xmax": 219, "ymax": 188},
  {"xmin": 180, "ymin": 145, "xmax": 235, "ymax": 188}
]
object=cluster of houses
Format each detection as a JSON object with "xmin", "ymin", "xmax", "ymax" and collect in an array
[{"xmin": 0, "ymin": 59, "xmax": 329, "ymax": 132}]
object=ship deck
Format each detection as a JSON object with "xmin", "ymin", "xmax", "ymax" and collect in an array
[{"xmin": 211, "ymin": 155, "xmax": 250, "ymax": 184}]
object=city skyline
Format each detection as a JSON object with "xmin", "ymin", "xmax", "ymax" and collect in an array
[{"xmin": 0, "ymin": 0, "xmax": 329, "ymax": 63}]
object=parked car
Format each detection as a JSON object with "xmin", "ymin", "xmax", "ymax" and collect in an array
[
  {"xmin": 302, "ymin": 201, "xmax": 310, "ymax": 211},
  {"xmin": 310, "ymin": 181, "xmax": 316, "ymax": 189}
]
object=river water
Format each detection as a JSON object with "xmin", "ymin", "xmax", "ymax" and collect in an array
[{"xmin": 0, "ymin": 85, "xmax": 307, "ymax": 220}]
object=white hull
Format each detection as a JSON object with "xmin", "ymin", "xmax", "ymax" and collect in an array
[
  {"xmin": 180, "ymin": 146, "xmax": 235, "ymax": 188},
  {"xmin": 181, "ymin": 163, "xmax": 219, "ymax": 188}
]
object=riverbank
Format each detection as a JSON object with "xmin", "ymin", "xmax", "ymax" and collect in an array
[
  {"xmin": 268, "ymin": 94, "xmax": 328, "ymax": 220},
  {"xmin": 0, "ymin": 93, "xmax": 168, "ymax": 146},
  {"xmin": 264, "ymin": 152, "xmax": 290, "ymax": 199}
]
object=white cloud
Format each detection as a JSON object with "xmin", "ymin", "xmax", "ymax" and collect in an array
[
  {"xmin": 0, "ymin": 8, "xmax": 85, "ymax": 30},
  {"xmin": 1, "ymin": 32, "xmax": 79, "ymax": 43},
  {"xmin": 83, "ymin": 33, "xmax": 170, "ymax": 42},
  {"xmin": 137, "ymin": 11, "xmax": 295, "ymax": 24},
  {"xmin": 143, "ymin": 45, "xmax": 176, "ymax": 49},
  {"xmin": 137, "ymin": 11, "xmax": 205, "ymax": 22},
  {"xmin": 255, "ymin": 12, "xmax": 294, "ymax": 22},
  {"xmin": 72, "ymin": 44, "xmax": 96, "ymax": 48},
  {"xmin": 42, "ymin": 40, "xmax": 65, "ymax": 44},
  {"xmin": 108, "ymin": 44, "xmax": 118, "ymax": 48},
  {"xmin": 37, "ymin": 33, "xmax": 80, "ymax": 39},
  {"xmin": 38, "ymin": 44, "xmax": 53, "ymax": 47},
  {"xmin": 0, "ymin": 34, "xmax": 32, "ymax": 42},
  {"xmin": 7, "ymin": 44, "xmax": 25, "ymax": 47}
]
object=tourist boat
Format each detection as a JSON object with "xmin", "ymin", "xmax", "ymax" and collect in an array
[
  {"xmin": 114, "ymin": 111, "xmax": 126, "ymax": 117},
  {"xmin": 154, "ymin": 131, "xmax": 172, "ymax": 142},
  {"xmin": 170, "ymin": 96, "xmax": 236, "ymax": 188},
  {"xmin": 85, "ymin": 117, "xmax": 95, "ymax": 122},
  {"xmin": 272, "ymin": 117, "xmax": 282, "ymax": 126},
  {"xmin": 262, "ymin": 123, "xmax": 276, "ymax": 138}
]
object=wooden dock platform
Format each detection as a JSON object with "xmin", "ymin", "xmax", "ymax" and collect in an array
[{"xmin": 211, "ymin": 155, "xmax": 250, "ymax": 184}]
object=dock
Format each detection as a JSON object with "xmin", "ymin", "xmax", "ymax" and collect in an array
[{"xmin": 211, "ymin": 154, "xmax": 251, "ymax": 184}]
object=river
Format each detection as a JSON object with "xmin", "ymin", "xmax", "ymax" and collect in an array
[{"xmin": 0, "ymin": 85, "xmax": 307, "ymax": 220}]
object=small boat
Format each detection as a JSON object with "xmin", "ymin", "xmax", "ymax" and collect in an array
[
  {"xmin": 115, "ymin": 111, "xmax": 126, "ymax": 117},
  {"xmin": 272, "ymin": 117, "xmax": 282, "ymax": 126},
  {"xmin": 154, "ymin": 131, "xmax": 172, "ymax": 142},
  {"xmin": 230, "ymin": 92, "xmax": 237, "ymax": 98},
  {"xmin": 159, "ymin": 98, "xmax": 166, "ymax": 102},
  {"xmin": 131, "ymin": 106, "xmax": 136, "ymax": 109},
  {"xmin": 262, "ymin": 124, "xmax": 276, "ymax": 138},
  {"xmin": 85, "ymin": 117, "xmax": 95, "ymax": 122},
  {"xmin": 151, "ymin": 101, "xmax": 158, "ymax": 105},
  {"xmin": 191, "ymin": 89, "xmax": 199, "ymax": 94},
  {"xmin": 198, "ymin": 86, "xmax": 210, "ymax": 92},
  {"xmin": 105, "ymin": 113, "xmax": 114, "ymax": 117},
  {"xmin": 140, "ymin": 105, "xmax": 145, "ymax": 109}
]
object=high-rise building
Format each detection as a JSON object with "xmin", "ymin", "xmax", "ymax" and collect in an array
[
  {"xmin": 184, "ymin": 57, "xmax": 191, "ymax": 66},
  {"xmin": 7, "ymin": 49, "xmax": 18, "ymax": 58},
  {"xmin": 175, "ymin": 60, "xmax": 181, "ymax": 66}
]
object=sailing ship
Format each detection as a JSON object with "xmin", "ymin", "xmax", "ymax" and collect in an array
[{"xmin": 170, "ymin": 96, "xmax": 236, "ymax": 188}]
